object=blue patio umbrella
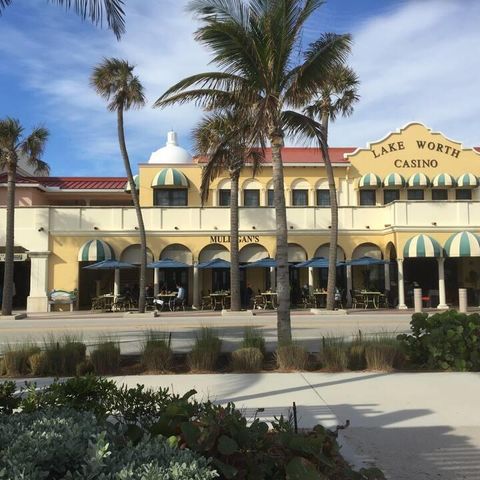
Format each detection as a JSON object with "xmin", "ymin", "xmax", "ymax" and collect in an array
[
  {"xmin": 147, "ymin": 258, "xmax": 191, "ymax": 269},
  {"xmin": 241, "ymin": 257, "xmax": 277, "ymax": 268},
  {"xmin": 295, "ymin": 257, "xmax": 345, "ymax": 268},
  {"xmin": 346, "ymin": 256, "xmax": 388, "ymax": 266},
  {"xmin": 197, "ymin": 258, "xmax": 231, "ymax": 269},
  {"xmin": 83, "ymin": 259, "xmax": 137, "ymax": 269}
]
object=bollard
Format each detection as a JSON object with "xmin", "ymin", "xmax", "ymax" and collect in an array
[
  {"xmin": 459, "ymin": 288, "xmax": 468, "ymax": 313},
  {"xmin": 414, "ymin": 288, "xmax": 422, "ymax": 313}
]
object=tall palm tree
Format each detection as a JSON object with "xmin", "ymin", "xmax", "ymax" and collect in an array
[
  {"xmin": 193, "ymin": 110, "xmax": 262, "ymax": 311},
  {"xmin": 0, "ymin": 118, "xmax": 49, "ymax": 315},
  {"xmin": 306, "ymin": 65, "xmax": 359, "ymax": 310},
  {"xmin": 0, "ymin": 0, "xmax": 125, "ymax": 39},
  {"xmin": 155, "ymin": 0, "xmax": 351, "ymax": 344},
  {"xmin": 91, "ymin": 58, "xmax": 147, "ymax": 312}
]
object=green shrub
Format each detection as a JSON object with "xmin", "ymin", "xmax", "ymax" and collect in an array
[
  {"xmin": 365, "ymin": 338, "xmax": 400, "ymax": 371},
  {"xmin": 42, "ymin": 335, "xmax": 87, "ymax": 376},
  {"xmin": 90, "ymin": 341, "xmax": 121, "ymax": 375},
  {"xmin": 319, "ymin": 336, "xmax": 348, "ymax": 371},
  {"xmin": 348, "ymin": 342, "xmax": 367, "ymax": 370},
  {"xmin": 3, "ymin": 344, "xmax": 40, "ymax": 376},
  {"xmin": 242, "ymin": 327, "xmax": 266, "ymax": 355},
  {"xmin": 188, "ymin": 328, "xmax": 221, "ymax": 371},
  {"xmin": 231, "ymin": 347, "xmax": 264, "ymax": 372},
  {"xmin": 142, "ymin": 331, "xmax": 172, "ymax": 372},
  {"xmin": 276, "ymin": 342, "xmax": 309, "ymax": 370},
  {"xmin": 0, "ymin": 381, "xmax": 19, "ymax": 414},
  {"xmin": 0, "ymin": 408, "xmax": 217, "ymax": 480},
  {"xmin": 398, "ymin": 311, "xmax": 480, "ymax": 371}
]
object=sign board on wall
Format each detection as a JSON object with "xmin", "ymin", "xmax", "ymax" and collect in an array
[
  {"xmin": 210, "ymin": 235, "xmax": 260, "ymax": 244},
  {"xmin": 0, "ymin": 253, "xmax": 28, "ymax": 262}
]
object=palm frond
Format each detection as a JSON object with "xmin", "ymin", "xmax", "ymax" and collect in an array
[
  {"xmin": 282, "ymin": 110, "xmax": 325, "ymax": 147},
  {"xmin": 21, "ymin": 126, "xmax": 50, "ymax": 169},
  {"xmin": 0, "ymin": 118, "xmax": 23, "ymax": 151},
  {"xmin": 48, "ymin": 0, "xmax": 125, "ymax": 39},
  {"xmin": 0, "ymin": 0, "xmax": 12, "ymax": 13}
]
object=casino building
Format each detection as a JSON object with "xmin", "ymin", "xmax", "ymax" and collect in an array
[{"xmin": 1, "ymin": 121, "xmax": 480, "ymax": 312}]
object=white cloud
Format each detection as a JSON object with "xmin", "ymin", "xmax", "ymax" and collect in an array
[{"xmin": 330, "ymin": 0, "xmax": 480, "ymax": 149}]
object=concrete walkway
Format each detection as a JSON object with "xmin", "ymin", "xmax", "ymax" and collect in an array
[{"xmin": 108, "ymin": 372, "xmax": 479, "ymax": 480}]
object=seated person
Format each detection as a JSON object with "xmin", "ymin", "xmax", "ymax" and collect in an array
[{"xmin": 171, "ymin": 283, "xmax": 186, "ymax": 309}]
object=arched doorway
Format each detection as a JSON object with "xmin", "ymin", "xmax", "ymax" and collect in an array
[
  {"xmin": 313, "ymin": 243, "xmax": 347, "ymax": 295},
  {"xmin": 0, "ymin": 246, "xmax": 30, "ymax": 309},
  {"xmin": 119, "ymin": 244, "xmax": 154, "ymax": 298},
  {"xmin": 199, "ymin": 244, "xmax": 230, "ymax": 293},
  {"xmin": 158, "ymin": 244, "xmax": 193, "ymax": 299},
  {"xmin": 351, "ymin": 243, "xmax": 384, "ymax": 291},
  {"xmin": 240, "ymin": 244, "xmax": 270, "ymax": 294},
  {"xmin": 288, "ymin": 243, "xmax": 308, "ymax": 304}
]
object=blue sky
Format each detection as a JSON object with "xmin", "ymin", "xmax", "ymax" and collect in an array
[{"xmin": 0, "ymin": 0, "xmax": 478, "ymax": 176}]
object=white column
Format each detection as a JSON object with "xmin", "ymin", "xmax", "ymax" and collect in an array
[
  {"xmin": 285, "ymin": 188, "xmax": 291, "ymax": 206},
  {"xmin": 154, "ymin": 268, "xmax": 159, "ymax": 296},
  {"xmin": 308, "ymin": 267, "xmax": 314, "ymax": 291},
  {"xmin": 113, "ymin": 269, "xmax": 120, "ymax": 297},
  {"xmin": 27, "ymin": 252, "xmax": 50, "ymax": 313},
  {"xmin": 397, "ymin": 258, "xmax": 407, "ymax": 309},
  {"xmin": 212, "ymin": 189, "xmax": 218, "ymax": 206},
  {"xmin": 308, "ymin": 188, "xmax": 315, "ymax": 206},
  {"xmin": 193, "ymin": 263, "xmax": 200, "ymax": 309},
  {"xmin": 437, "ymin": 257, "xmax": 448, "ymax": 309},
  {"xmin": 384, "ymin": 262, "xmax": 391, "ymax": 292},
  {"xmin": 346, "ymin": 264, "xmax": 352, "ymax": 306},
  {"xmin": 270, "ymin": 267, "xmax": 276, "ymax": 290}
]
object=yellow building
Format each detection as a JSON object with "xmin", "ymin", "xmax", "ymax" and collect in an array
[{"xmin": 1, "ymin": 123, "xmax": 480, "ymax": 312}]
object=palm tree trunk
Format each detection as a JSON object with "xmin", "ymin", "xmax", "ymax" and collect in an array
[
  {"xmin": 229, "ymin": 172, "xmax": 241, "ymax": 311},
  {"xmin": 270, "ymin": 132, "xmax": 292, "ymax": 345},
  {"xmin": 2, "ymin": 163, "xmax": 16, "ymax": 315},
  {"xmin": 117, "ymin": 108, "xmax": 146, "ymax": 313},
  {"xmin": 321, "ymin": 113, "xmax": 338, "ymax": 311}
]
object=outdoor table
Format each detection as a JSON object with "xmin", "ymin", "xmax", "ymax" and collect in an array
[
  {"xmin": 261, "ymin": 292, "xmax": 277, "ymax": 309},
  {"xmin": 210, "ymin": 292, "xmax": 230, "ymax": 310},
  {"xmin": 92, "ymin": 294, "xmax": 114, "ymax": 311},
  {"xmin": 157, "ymin": 293, "xmax": 177, "ymax": 311},
  {"xmin": 313, "ymin": 291, "xmax": 327, "ymax": 308},
  {"xmin": 361, "ymin": 291, "xmax": 382, "ymax": 309}
]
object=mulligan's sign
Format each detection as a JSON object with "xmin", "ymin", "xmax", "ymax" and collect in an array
[
  {"xmin": 371, "ymin": 139, "xmax": 461, "ymax": 167},
  {"xmin": 210, "ymin": 235, "xmax": 260, "ymax": 244}
]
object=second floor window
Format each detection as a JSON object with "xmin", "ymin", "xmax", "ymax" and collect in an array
[
  {"xmin": 407, "ymin": 189, "xmax": 424, "ymax": 201},
  {"xmin": 316, "ymin": 189, "xmax": 330, "ymax": 206},
  {"xmin": 456, "ymin": 189, "xmax": 472, "ymax": 200},
  {"xmin": 243, "ymin": 189, "xmax": 260, "ymax": 207},
  {"xmin": 154, "ymin": 188, "xmax": 188, "ymax": 206},
  {"xmin": 219, "ymin": 189, "xmax": 231, "ymax": 206},
  {"xmin": 384, "ymin": 189, "xmax": 400, "ymax": 204},
  {"xmin": 292, "ymin": 189, "xmax": 308, "ymax": 206},
  {"xmin": 359, "ymin": 190, "xmax": 376, "ymax": 206},
  {"xmin": 267, "ymin": 190, "xmax": 274, "ymax": 206},
  {"xmin": 432, "ymin": 189, "xmax": 448, "ymax": 201}
]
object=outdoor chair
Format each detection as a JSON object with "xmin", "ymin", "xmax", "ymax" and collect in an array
[
  {"xmin": 351, "ymin": 290, "xmax": 366, "ymax": 309},
  {"xmin": 200, "ymin": 294, "xmax": 212, "ymax": 310},
  {"xmin": 253, "ymin": 294, "xmax": 265, "ymax": 310}
]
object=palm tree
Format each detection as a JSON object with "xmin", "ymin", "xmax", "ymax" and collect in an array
[
  {"xmin": 305, "ymin": 65, "xmax": 359, "ymax": 310},
  {"xmin": 155, "ymin": 0, "xmax": 351, "ymax": 344},
  {"xmin": 0, "ymin": 118, "xmax": 49, "ymax": 315},
  {"xmin": 91, "ymin": 58, "xmax": 147, "ymax": 312},
  {"xmin": 0, "ymin": 0, "xmax": 125, "ymax": 39},
  {"xmin": 193, "ymin": 110, "xmax": 262, "ymax": 311}
]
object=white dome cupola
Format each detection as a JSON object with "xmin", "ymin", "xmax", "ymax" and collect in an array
[{"xmin": 148, "ymin": 131, "xmax": 192, "ymax": 165}]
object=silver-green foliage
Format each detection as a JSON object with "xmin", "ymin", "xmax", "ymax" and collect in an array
[{"xmin": 0, "ymin": 408, "xmax": 217, "ymax": 480}]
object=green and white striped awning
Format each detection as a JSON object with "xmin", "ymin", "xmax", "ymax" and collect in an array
[
  {"xmin": 152, "ymin": 168, "xmax": 189, "ymax": 188},
  {"xmin": 383, "ymin": 173, "xmax": 406, "ymax": 188},
  {"xmin": 403, "ymin": 234, "xmax": 442, "ymax": 258},
  {"xmin": 444, "ymin": 231, "xmax": 480, "ymax": 257},
  {"xmin": 432, "ymin": 173, "xmax": 456, "ymax": 188},
  {"xmin": 457, "ymin": 173, "xmax": 479, "ymax": 188},
  {"xmin": 407, "ymin": 173, "xmax": 430, "ymax": 188},
  {"xmin": 358, "ymin": 173, "xmax": 382, "ymax": 189},
  {"xmin": 78, "ymin": 240, "xmax": 115, "ymax": 262},
  {"xmin": 125, "ymin": 174, "xmax": 139, "ymax": 192}
]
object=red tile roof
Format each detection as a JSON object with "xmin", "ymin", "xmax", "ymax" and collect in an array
[
  {"xmin": 0, "ymin": 174, "xmax": 127, "ymax": 190},
  {"xmin": 195, "ymin": 147, "xmax": 355, "ymax": 164}
]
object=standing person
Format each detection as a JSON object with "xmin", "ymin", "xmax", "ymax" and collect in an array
[{"xmin": 244, "ymin": 283, "xmax": 253, "ymax": 310}]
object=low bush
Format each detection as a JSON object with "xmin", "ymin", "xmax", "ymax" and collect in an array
[
  {"xmin": 0, "ymin": 357, "xmax": 6, "ymax": 376},
  {"xmin": 231, "ymin": 347, "xmax": 263, "ymax": 372},
  {"xmin": 28, "ymin": 351, "xmax": 48, "ymax": 376},
  {"xmin": 90, "ymin": 341, "xmax": 121, "ymax": 375},
  {"xmin": 0, "ymin": 408, "xmax": 217, "ymax": 480},
  {"xmin": 398, "ymin": 311, "xmax": 480, "ymax": 371},
  {"xmin": 188, "ymin": 328, "xmax": 221, "ymax": 371},
  {"xmin": 319, "ymin": 336, "xmax": 348, "ymax": 371},
  {"xmin": 348, "ymin": 342, "xmax": 367, "ymax": 370},
  {"xmin": 276, "ymin": 342, "xmax": 309, "ymax": 370},
  {"xmin": 241, "ymin": 326, "xmax": 266, "ymax": 355},
  {"xmin": 3, "ymin": 343, "xmax": 40, "ymax": 376},
  {"xmin": 0, "ymin": 380, "xmax": 19, "ymax": 414},
  {"xmin": 365, "ymin": 337, "xmax": 401, "ymax": 371},
  {"xmin": 76, "ymin": 359, "xmax": 95, "ymax": 376},
  {"xmin": 42, "ymin": 334, "xmax": 87, "ymax": 376},
  {"xmin": 142, "ymin": 331, "xmax": 172, "ymax": 372}
]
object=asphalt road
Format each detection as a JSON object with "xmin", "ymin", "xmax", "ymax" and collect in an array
[{"xmin": 0, "ymin": 309, "xmax": 413, "ymax": 354}]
